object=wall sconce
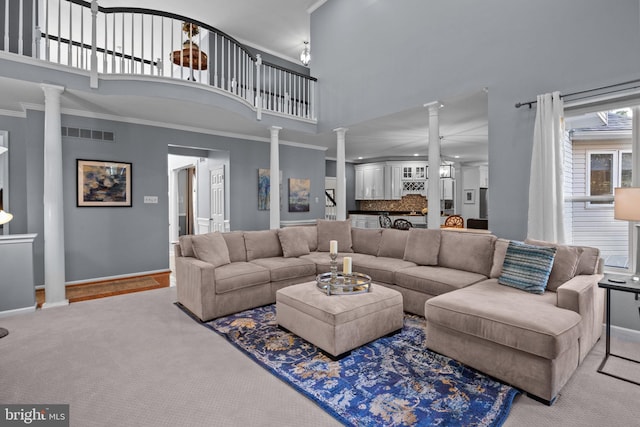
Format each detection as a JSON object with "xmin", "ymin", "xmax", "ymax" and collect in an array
[{"xmin": 300, "ymin": 41, "xmax": 311, "ymax": 66}]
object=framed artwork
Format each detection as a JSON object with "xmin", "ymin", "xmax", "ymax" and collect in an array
[
  {"xmin": 288, "ymin": 178, "xmax": 310, "ymax": 212},
  {"xmin": 77, "ymin": 159, "xmax": 132, "ymax": 207},
  {"xmin": 258, "ymin": 168, "xmax": 283, "ymax": 210},
  {"xmin": 464, "ymin": 189, "xmax": 476, "ymax": 204}
]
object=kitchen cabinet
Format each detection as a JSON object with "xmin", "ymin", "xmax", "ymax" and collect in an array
[
  {"xmin": 384, "ymin": 164, "xmax": 403, "ymax": 200},
  {"xmin": 355, "ymin": 164, "xmax": 385, "ymax": 200},
  {"xmin": 441, "ymin": 178, "xmax": 454, "ymax": 200}
]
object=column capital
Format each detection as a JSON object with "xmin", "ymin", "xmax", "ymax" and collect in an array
[
  {"xmin": 424, "ymin": 101, "xmax": 443, "ymax": 114},
  {"xmin": 333, "ymin": 127, "xmax": 348, "ymax": 134},
  {"xmin": 40, "ymin": 83, "xmax": 65, "ymax": 95}
]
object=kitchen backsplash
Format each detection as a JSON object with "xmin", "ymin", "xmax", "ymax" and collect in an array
[{"xmin": 358, "ymin": 194, "xmax": 428, "ymax": 212}]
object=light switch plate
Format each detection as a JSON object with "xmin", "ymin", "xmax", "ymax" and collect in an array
[{"xmin": 144, "ymin": 196, "xmax": 158, "ymax": 204}]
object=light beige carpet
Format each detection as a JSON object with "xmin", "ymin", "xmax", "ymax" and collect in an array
[{"xmin": 1, "ymin": 287, "xmax": 639, "ymax": 427}]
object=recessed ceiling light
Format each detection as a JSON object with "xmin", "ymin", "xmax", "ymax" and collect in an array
[
  {"xmin": 358, "ymin": 156, "xmax": 363, "ymax": 160},
  {"xmin": 454, "ymin": 155, "xmax": 460, "ymax": 159},
  {"xmin": 413, "ymin": 153, "xmax": 419, "ymax": 157}
]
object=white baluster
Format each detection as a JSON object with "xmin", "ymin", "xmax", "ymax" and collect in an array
[
  {"xmin": 67, "ymin": 1, "xmax": 71, "ymax": 66},
  {"xmin": 90, "ymin": 0, "xmax": 97, "ymax": 87},
  {"xmin": 18, "ymin": 0, "xmax": 23, "ymax": 55},
  {"xmin": 103, "ymin": 13, "xmax": 108, "ymax": 72},
  {"xmin": 120, "ymin": 14, "xmax": 124, "ymax": 72},
  {"xmin": 140, "ymin": 14, "xmax": 144, "ymax": 75},
  {"xmin": 170, "ymin": 18, "xmax": 174, "ymax": 79},
  {"xmin": 255, "ymin": 54, "xmax": 262, "ymax": 120},
  {"xmin": 130, "ymin": 13, "xmax": 134, "ymax": 73},
  {"xmin": 3, "ymin": 0, "xmax": 9, "ymax": 52},
  {"xmin": 32, "ymin": 0, "xmax": 40, "ymax": 59},
  {"xmin": 213, "ymin": 32, "xmax": 218, "ymax": 87},
  {"xmin": 80, "ymin": 5, "xmax": 84, "ymax": 68},
  {"xmin": 160, "ymin": 16, "xmax": 164, "ymax": 76}
]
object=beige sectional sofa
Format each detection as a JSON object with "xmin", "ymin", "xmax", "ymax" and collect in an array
[{"xmin": 175, "ymin": 220, "xmax": 603, "ymax": 404}]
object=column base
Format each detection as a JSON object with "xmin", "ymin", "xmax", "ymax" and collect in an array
[{"xmin": 41, "ymin": 299, "xmax": 69, "ymax": 309}]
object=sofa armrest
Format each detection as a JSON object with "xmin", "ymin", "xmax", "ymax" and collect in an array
[
  {"xmin": 556, "ymin": 273, "xmax": 605, "ymax": 362},
  {"xmin": 176, "ymin": 256, "xmax": 217, "ymax": 321}
]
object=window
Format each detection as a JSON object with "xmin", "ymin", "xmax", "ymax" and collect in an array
[
  {"xmin": 403, "ymin": 167, "xmax": 412, "ymax": 179},
  {"xmin": 566, "ymin": 108, "xmax": 635, "ymax": 270},
  {"xmin": 586, "ymin": 150, "xmax": 632, "ymax": 206}
]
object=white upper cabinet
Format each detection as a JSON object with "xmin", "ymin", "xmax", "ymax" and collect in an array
[{"xmin": 355, "ymin": 163, "xmax": 385, "ymax": 200}]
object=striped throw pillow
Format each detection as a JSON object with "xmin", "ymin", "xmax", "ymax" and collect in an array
[{"xmin": 498, "ymin": 241, "xmax": 557, "ymax": 294}]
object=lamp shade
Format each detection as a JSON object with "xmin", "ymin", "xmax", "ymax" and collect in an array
[
  {"xmin": 0, "ymin": 209, "xmax": 12, "ymax": 225},
  {"xmin": 614, "ymin": 187, "xmax": 640, "ymax": 221}
]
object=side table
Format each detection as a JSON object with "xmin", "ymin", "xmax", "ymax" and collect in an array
[{"xmin": 597, "ymin": 275, "xmax": 640, "ymax": 385}]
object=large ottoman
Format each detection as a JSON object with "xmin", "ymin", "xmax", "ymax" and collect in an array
[{"xmin": 276, "ymin": 281, "xmax": 404, "ymax": 357}]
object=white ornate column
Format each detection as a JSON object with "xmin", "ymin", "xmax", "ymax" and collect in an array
[
  {"xmin": 41, "ymin": 83, "xmax": 68, "ymax": 308},
  {"xmin": 269, "ymin": 126, "xmax": 282, "ymax": 229},
  {"xmin": 425, "ymin": 102, "xmax": 442, "ymax": 229},
  {"xmin": 334, "ymin": 128, "xmax": 348, "ymax": 221}
]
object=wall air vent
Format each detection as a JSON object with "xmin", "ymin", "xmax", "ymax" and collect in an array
[{"xmin": 61, "ymin": 127, "xmax": 115, "ymax": 143}]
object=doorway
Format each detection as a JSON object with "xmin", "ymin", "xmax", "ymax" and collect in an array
[{"xmin": 177, "ymin": 167, "xmax": 196, "ymax": 236}]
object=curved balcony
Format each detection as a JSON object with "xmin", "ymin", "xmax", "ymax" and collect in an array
[{"xmin": 0, "ymin": 0, "xmax": 316, "ymax": 123}]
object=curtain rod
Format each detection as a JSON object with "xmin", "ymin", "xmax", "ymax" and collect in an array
[{"xmin": 514, "ymin": 78, "xmax": 640, "ymax": 109}]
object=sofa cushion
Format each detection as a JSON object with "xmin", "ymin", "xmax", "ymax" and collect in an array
[
  {"xmin": 489, "ymin": 238, "xmax": 511, "ymax": 279},
  {"xmin": 250, "ymin": 257, "xmax": 316, "ymax": 282},
  {"xmin": 214, "ymin": 262, "xmax": 270, "ymax": 294},
  {"xmin": 317, "ymin": 220, "xmax": 353, "ymax": 252},
  {"xmin": 178, "ymin": 235, "xmax": 195, "ymax": 257},
  {"xmin": 439, "ymin": 231, "xmax": 496, "ymax": 276},
  {"xmin": 575, "ymin": 246, "xmax": 600, "ymax": 275},
  {"xmin": 395, "ymin": 266, "xmax": 488, "ymax": 296},
  {"xmin": 351, "ymin": 228, "xmax": 383, "ymax": 256},
  {"xmin": 244, "ymin": 230, "xmax": 283, "ymax": 261},
  {"xmin": 222, "ymin": 231, "xmax": 247, "ymax": 262},
  {"xmin": 299, "ymin": 225, "xmax": 318, "ymax": 252},
  {"xmin": 403, "ymin": 228, "xmax": 441, "ymax": 265},
  {"xmin": 277, "ymin": 228, "xmax": 311, "ymax": 258},
  {"xmin": 190, "ymin": 232, "xmax": 231, "ymax": 268},
  {"xmin": 377, "ymin": 229, "xmax": 410, "ymax": 259},
  {"xmin": 425, "ymin": 280, "xmax": 581, "ymax": 359},
  {"xmin": 524, "ymin": 239, "xmax": 582, "ymax": 292},
  {"xmin": 499, "ymin": 241, "xmax": 556, "ymax": 294},
  {"xmin": 351, "ymin": 255, "xmax": 416, "ymax": 284}
]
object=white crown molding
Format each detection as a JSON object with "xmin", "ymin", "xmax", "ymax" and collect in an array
[
  {"xmin": 0, "ymin": 108, "xmax": 27, "ymax": 118},
  {"xmin": 307, "ymin": 0, "xmax": 329, "ymax": 14},
  {"xmin": 571, "ymin": 130, "xmax": 631, "ymax": 140}
]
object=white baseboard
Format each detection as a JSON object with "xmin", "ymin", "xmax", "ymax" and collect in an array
[
  {"xmin": 0, "ymin": 304, "xmax": 37, "ymax": 319},
  {"xmin": 610, "ymin": 324, "xmax": 640, "ymax": 343}
]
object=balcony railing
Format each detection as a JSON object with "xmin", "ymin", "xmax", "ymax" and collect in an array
[{"xmin": 0, "ymin": 0, "xmax": 317, "ymax": 121}]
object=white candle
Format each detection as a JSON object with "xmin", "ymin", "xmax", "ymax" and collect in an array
[
  {"xmin": 329, "ymin": 240, "xmax": 338, "ymax": 255},
  {"xmin": 343, "ymin": 257, "xmax": 352, "ymax": 274}
]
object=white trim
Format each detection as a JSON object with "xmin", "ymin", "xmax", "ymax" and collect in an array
[
  {"xmin": 572, "ymin": 130, "xmax": 631, "ymax": 140},
  {"xmin": 0, "ymin": 108, "xmax": 27, "ymax": 118},
  {"xmin": 196, "ymin": 217, "xmax": 211, "ymax": 234},
  {"xmin": 610, "ymin": 324, "xmax": 640, "ymax": 343},
  {"xmin": 0, "ymin": 233, "xmax": 37, "ymax": 245},
  {"xmin": 0, "ymin": 304, "xmax": 36, "ymax": 318},
  {"xmin": 307, "ymin": 0, "xmax": 328, "ymax": 14},
  {"xmin": 280, "ymin": 219, "xmax": 317, "ymax": 227},
  {"xmin": 41, "ymin": 299, "xmax": 69, "ymax": 309}
]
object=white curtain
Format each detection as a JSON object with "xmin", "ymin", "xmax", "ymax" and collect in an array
[{"xmin": 527, "ymin": 91, "xmax": 566, "ymax": 243}]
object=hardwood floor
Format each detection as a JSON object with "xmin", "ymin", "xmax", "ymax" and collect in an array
[{"xmin": 35, "ymin": 271, "xmax": 171, "ymax": 308}]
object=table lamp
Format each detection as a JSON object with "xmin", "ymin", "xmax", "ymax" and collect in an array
[{"xmin": 614, "ymin": 187, "xmax": 640, "ymax": 281}]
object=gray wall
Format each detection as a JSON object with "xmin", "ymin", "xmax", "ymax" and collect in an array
[
  {"xmin": 311, "ymin": 0, "xmax": 640, "ymax": 241},
  {"xmin": 325, "ymin": 160, "xmax": 357, "ymax": 212},
  {"xmin": 0, "ymin": 112, "xmax": 325, "ymax": 285}
]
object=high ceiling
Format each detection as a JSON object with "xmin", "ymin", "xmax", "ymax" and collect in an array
[
  {"xmin": 99, "ymin": 0, "xmax": 320, "ymax": 63},
  {"xmin": 0, "ymin": 0, "xmax": 489, "ymax": 164}
]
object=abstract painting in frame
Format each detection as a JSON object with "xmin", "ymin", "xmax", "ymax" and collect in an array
[
  {"xmin": 77, "ymin": 159, "xmax": 132, "ymax": 207},
  {"xmin": 258, "ymin": 168, "xmax": 282, "ymax": 210},
  {"xmin": 288, "ymin": 178, "xmax": 310, "ymax": 212}
]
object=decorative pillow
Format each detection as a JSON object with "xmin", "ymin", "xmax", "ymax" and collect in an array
[
  {"xmin": 524, "ymin": 238, "xmax": 583, "ymax": 291},
  {"xmin": 403, "ymin": 229, "xmax": 441, "ymax": 265},
  {"xmin": 299, "ymin": 225, "xmax": 318, "ymax": 252},
  {"xmin": 498, "ymin": 241, "xmax": 556, "ymax": 294},
  {"xmin": 178, "ymin": 235, "xmax": 195, "ymax": 257},
  {"xmin": 222, "ymin": 231, "xmax": 247, "ymax": 262},
  {"xmin": 190, "ymin": 232, "xmax": 231, "ymax": 268},
  {"xmin": 489, "ymin": 238, "xmax": 511, "ymax": 278},
  {"xmin": 439, "ymin": 231, "xmax": 496, "ymax": 277},
  {"xmin": 351, "ymin": 228, "xmax": 383, "ymax": 256},
  {"xmin": 377, "ymin": 229, "xmax": 410, "ymax": 259},
  {"xmin": 244, "ymin": 230, "xmax": 283, "ymax": 261},
  {"xmin": 277, "ymin": 228, "xmax": 311, "ymax": 258},
  {"xmin": 316, "ymin": 219, "xmax": 353, "ymax": 253}
]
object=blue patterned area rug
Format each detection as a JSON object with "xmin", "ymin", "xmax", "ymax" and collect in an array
[{"xmin": 203, "ymin": 305, "xmax": 518, "ymax": 427}]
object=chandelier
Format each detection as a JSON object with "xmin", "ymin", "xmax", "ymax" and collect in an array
[{"xmin": 300, "ymin": 41, "xmax": 310, "ymax": 66}]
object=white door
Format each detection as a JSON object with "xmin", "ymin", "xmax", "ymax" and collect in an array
[{"xmin": 210, "ymin": 166, "xmax": 225, "ymax": 232}]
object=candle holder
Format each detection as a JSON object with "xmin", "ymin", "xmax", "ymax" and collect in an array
[
  {"xmin": 343, "ymin": 273, "xmax": 353, "ymax": 292},
  {"xmin": 329, "ymin": 252, "xmax": 338, "ymax": 284}
]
